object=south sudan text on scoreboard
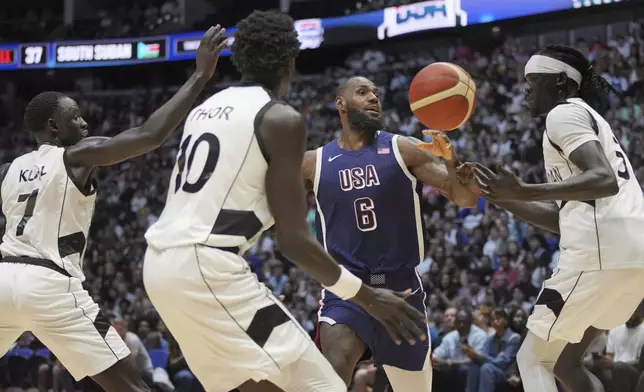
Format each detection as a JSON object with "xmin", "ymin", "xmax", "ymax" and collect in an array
[
  {"xmin": 0, "ymin": 38, "xmax": 168, "ymax": 70},
  {"xmin": 52, "ymin": 38, "xmax": 168, "ymax": 68}
]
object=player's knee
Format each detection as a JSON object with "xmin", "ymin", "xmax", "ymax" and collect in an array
[
  {"xmin": 553, "ymin": 354, "xmax": 584, "ymax": 381},
  {"xmin": 319, "ymin": 324, "xmax": 363, "ymax": 376},
  {"xmin": 323, "ymin": 347, "xmax": 354, "ymax": 380}
]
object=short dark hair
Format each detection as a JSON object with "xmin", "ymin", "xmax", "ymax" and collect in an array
[
  {"xmin": 24, "ymin": 91, "xmax": 67, "ymax": 133},
  {"xmin": 230, "ymin": 10, "xmax": 300, "ymax": 88},
  {"xmin": 491, "ymin": 307, "xmax": 508, "ymax": 320},
  {"xmin": 538, "ymin": 45, "xmax": 617, "ymax": 114}
]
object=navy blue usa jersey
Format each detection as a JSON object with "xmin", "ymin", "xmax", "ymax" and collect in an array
[{"xmin": 313, "ymin": 131, "xmax": 426, "ymax": 274}]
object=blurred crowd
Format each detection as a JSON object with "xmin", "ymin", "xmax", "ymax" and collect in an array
[
  {"xmin": 0, "ymin": 0, "xmax": 421, "ymax": 42},
  {"xmin": 0, "ymin": 0, "xmax": 184, "ymax": 42},
  {"xmin": 1, "ymin": 8, "xmax": 644, "ymax": 392}
]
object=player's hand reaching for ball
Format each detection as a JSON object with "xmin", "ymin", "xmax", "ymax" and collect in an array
[
  {"xmin": 195, "ymin": 25, "xmax": 228, "ymax": 80},
  {"xmin": 416, "ymin": 130, "xmax": 455, "ymax": 161},
  {"xmin": 354, "ymin": 286, "xmax": 427, "ymax": 346},
  {"xmin": 472, "ymin": 162, "xmax": 526, "ymax": 201},
  {"xmin": 456, "ymin": 163, "xmax": 482, "ymax": 196}
]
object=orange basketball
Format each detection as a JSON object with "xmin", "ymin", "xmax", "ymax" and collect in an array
[{"xmin": 408, "ymin": 62, "xmax": 477, "ymax": 131}]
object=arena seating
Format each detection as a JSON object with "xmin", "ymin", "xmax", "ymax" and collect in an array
[{"xmin": 0, "ymin": 9, "xmax": 643, "ymax": 392}]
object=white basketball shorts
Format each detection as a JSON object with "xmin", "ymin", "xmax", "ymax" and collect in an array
[
  {"xmin": 143, "ymin": 245, "xmax": 345, "ymax": 392},
  {"xmin": 0, "ymin": 262, "xmax": 130, "ymax": 380},
  {"xmin": 528, "ymin": 267, "xmax": 644, "ymax": 343}
]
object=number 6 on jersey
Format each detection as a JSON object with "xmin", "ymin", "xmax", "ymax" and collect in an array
[{"xmin": 354, "ymin": 197, "xmax": 377, "ymax": 231}]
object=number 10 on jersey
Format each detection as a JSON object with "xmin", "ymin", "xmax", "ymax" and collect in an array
[{"xmin": 354, "ymin": 197, "xmax": 377, "ymax": 231}]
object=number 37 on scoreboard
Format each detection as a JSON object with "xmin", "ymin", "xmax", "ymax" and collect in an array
[{"xmin": 20, "ymin": 44, "xmax": 48, "ymax": 66}]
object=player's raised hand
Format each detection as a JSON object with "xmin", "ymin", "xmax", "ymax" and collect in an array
[
  {"xmin": 355, "ymin": 286, "xmax": 427, "ymax": 346},
  {"xmin": 195, "ymin": 25, "xmax": 228, "ymax": 80},
  {"xmin": 416, "ymin": 130, "xmax": 455, "ymax": 161},
  {"xmin": 457, "ymin": 163, "xmax": 482, "ymax": 196},
  {"xmin": 473, "ymin": 162, "xmax": 526, "ymax": 200}
]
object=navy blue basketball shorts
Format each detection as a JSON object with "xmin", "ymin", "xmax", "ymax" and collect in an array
[{"xmin": 317, "ymin": 285, "xmax": 429, "ymax": 371}]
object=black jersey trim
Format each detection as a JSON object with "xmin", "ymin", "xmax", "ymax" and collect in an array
[
  {"xmin": 58, "ymin": 232, "xmax": 87, "ymax": 258},
  {"xmin": 0, "ymin": 256, "xmax": 71, "ymax": 278},
  {"xmin": 62, "ymin": 150, "xmax": 97, "ymax": 197},
  {"xmin": 55, "ymin": 177, "xmax": 71, "ymax": 275},
  {"xmin": 203, "ymin": 121, "xmax": 256, "ymax": 246},
  {"xmin": 211, "ymin": 209, "xmax": 263, "ymax": 240},
  {"xmin": 253, "ymin": 100, "xmax": 280, "ymax": 164}
]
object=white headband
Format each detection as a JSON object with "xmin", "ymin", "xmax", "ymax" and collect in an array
[{"xmin": 524, "ymin": 54, "xmax": 582, "ymax": 85}]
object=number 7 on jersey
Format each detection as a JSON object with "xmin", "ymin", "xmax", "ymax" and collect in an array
[{"xmin": 16, "ymin": 189, "xmax": 39, "ymax": 236}]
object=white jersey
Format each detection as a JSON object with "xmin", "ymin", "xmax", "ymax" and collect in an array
[
  {"xmin": 145, "ymin": 85, "xmax": 277, "ymax": 253},
  {"xmin": 542, "ymin": 97, "xmax": 644, "ymax": 271},
  {"xmin": 0, "ymin": 144, "xmax": 96, "ymax": 280}
]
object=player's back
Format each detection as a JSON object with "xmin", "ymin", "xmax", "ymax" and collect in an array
[
  {"xmin": 313, "ymin": 131, "xmax": 426, "ymax": 278},
  {"xmin": 146, "ymin": 84, "xmax": 276, "ymax": 253},
  {"xmin": 0, "ymin": 144, "xmax": 96, "ymax": 280},
  {"xmin": 543, "ymin": 98, "xmax": 644, "ymax": 269}
]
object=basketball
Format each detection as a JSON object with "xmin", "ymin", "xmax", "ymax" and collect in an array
[{"xmin": 408, "ymin": 62, "xmax": 477, "ymax": 131}]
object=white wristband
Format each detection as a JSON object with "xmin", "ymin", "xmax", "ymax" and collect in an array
[{"xmin": 324, "ymin": 266, "xmax": 362, "ymax": 300}]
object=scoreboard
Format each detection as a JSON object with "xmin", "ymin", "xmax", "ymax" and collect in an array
[
  {"xmin": 0, "ymin": 38, "xmax": 168, "ymax": 70},
  {"xmin": 0, "ymin": 0, "xmax": 633, "ymax": 71}
]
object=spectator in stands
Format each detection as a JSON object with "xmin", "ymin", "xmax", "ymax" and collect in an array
[
  {"xmin": 593, "ymin": 302, "xmax": 644, "ymax": 392},
  {"xmin": 111, "ymin": 320, "xmax": 154, "ymax": 383},
  {"xmin": 465, "ymin": 308, "xmax": 521, "ymax": 392},
  {"xmin": 433, "ymin": 309, "xmax": 488, "ymax": 392},
  {"xmin": 432, "ymin": 307, "xmax": 457, "ymax": 348}
]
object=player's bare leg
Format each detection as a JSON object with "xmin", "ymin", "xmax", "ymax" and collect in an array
[
  {"xmin": 516, "ymin": 332, "xmax": 567, "ymax": 392},
  {"xmin": 553, "ymin": 327, "xmax": 605, "ymax": 392},
  {"xmin": 238, "ymin": 343, "xmax": 345, "ymax": 392},
  {"xmin": 319, "ymin": 323, "xmax": 366, "ymax": 385},
  {"xmin": 90, "ymin": 357, "xmax": 150, "ymax": 392},
  {"xmin": 382, "ymin": 352, "xmax": 432, "ymax": 392}
]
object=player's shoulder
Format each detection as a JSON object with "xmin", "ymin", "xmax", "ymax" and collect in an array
[
  {"xmin": 257, "ymin": 103, "xmax": 306, "ymax": 162},
  {"xmin": 261, "ymin": 102, "xmax": 305, "ymax": 134},
  {"xmin": 546, "ymin": 101, "xmax": 593, "ymax": 129},
  {"xmin": 303, "ymin": 149, "xmax": 318, "ymax": 163},
  {"xmin": 393, "ymin": 134, "xmax": 428, "ymax": 162}
]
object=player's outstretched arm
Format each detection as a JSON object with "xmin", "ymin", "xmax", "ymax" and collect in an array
[
  {"xmin": 489, "ymin": 200, "xmax": 560, "ymax": 234},
  {"xmin": 261, "ymin": 103, "xmax": 426, "ymax": 345},
  {"xmin": 459, "ymin": 163, "xmax": 560, "ymax": 234},
  {"xmin": 398, "ymin": 132, "xmax": 478, "ymax": 208},
  {"xmin": 64, "ymin": 26, "xmax": 227, "ymax": 169},
  {"xmin": 301, "ymin": 150, "xmax": 317, "ymax": 191},
  {"xmin": 473, "ymin": 106, "xmax": 618, "ymax": 202}
]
